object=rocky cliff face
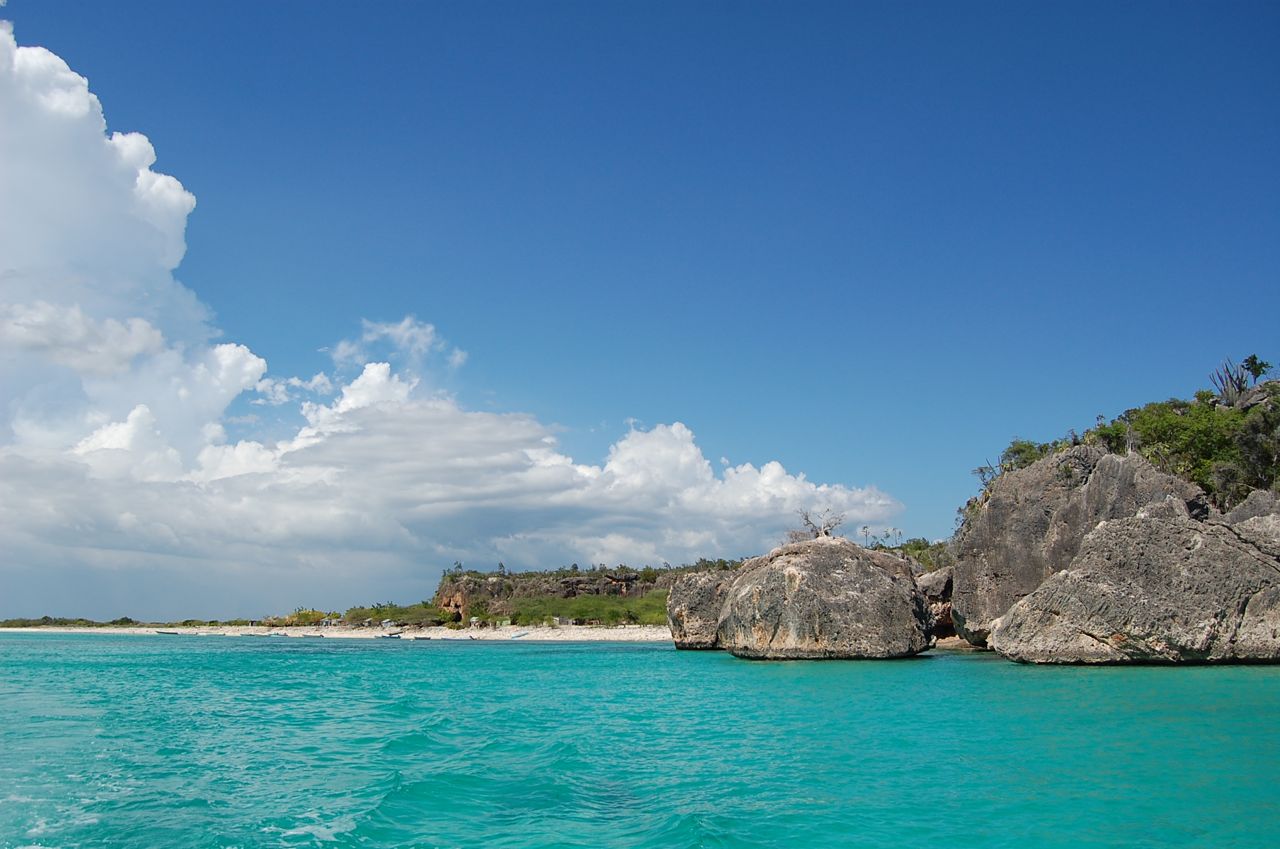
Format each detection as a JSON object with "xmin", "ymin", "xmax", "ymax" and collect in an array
[
  {"xmin": 1225, "ymin": 489, "xmax": 1279, "ymax": 524},
  {"xmin": 952, "ymin": 446, "xmax": 1209, "ymax": 645},
  {"xmin": 916, "ymin": 565, "xmax": 954, "ymax": 639},
  {"xmin": 666, "ymin": 572, "xmax": 731, "ymax": 649},
  {"xmin": 714, "ymin": 537, "xmax": 931, "ymax": 660},
  {"xmin": 989, "ymin": 508, "xmax": 1280, "ymax": 664}
]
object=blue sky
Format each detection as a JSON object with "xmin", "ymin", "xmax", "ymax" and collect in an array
[{"xmin": 0, "ymin": 1, "xmax": 1276, "ymax": 616}]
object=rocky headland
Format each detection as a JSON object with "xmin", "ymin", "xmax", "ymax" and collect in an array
[
  {"xmin": 667, "ymin": 373, "xmax": 1280, "ymax": 665},
  {"xmin": 950, "ymin": 445, "xmax": 1208, "ymax": 646},
  {"xmin": 988, "ymin": 511, "xmax": 1280, "ymax": 663}
]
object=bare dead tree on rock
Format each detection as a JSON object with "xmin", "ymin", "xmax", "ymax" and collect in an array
[{"xmin": 785, "ymin": 508, "xmax": 846, "ymax": 543}]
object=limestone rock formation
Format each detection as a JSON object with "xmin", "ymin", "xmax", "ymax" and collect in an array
[
  {"xmin": 666, "ymin": 571, "xmax": 731, "ymax": 649},
  {"xmin": 951, "ymin": 446, "xmax": 1209, "ymax": 646},
  {"xmin": 916, "ymin": 565, "xmax": 955, "ymax": 639},
  {"xmin": 1225, "ymin": 489, "xmax": 1280, "ymax": 526},
  {"xmin": 989, "ymin": 515, "xmax": 1280, "ymax": 664},
  {"xmin": 1227, "ymin": 490, "xmax": 1280, "ymax": 553},
  {"xmin": 1233, "ymin": 380, "xmax": 1278, "ymax": 412},
  {"xmin": 715, "ymin": 537, "xmax": 931, "ymax": 659}
]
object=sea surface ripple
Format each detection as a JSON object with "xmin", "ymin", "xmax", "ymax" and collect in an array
[{"xmin": 1, "ymin": 633, "xmax": 1278, "ymax": 848}]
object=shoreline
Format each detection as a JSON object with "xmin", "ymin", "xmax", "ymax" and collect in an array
[
  {"xmin": 0, "ymin": 625, "xmax": 983, "ymax": 651},
  {"xmin": 0, "ymin": 623, "xmax": 674, "ymax": 642}
]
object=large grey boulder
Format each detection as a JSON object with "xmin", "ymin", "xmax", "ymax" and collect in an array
[
  {"xmin": 716, "ymin": 537, "xmax": 931, "ymax": 659},
  {"xmin": 989, "ymin": 516, "xmax": 1280, "ymax": 664},
  {"xmin": 952, "ymin": 446, "xmax": 1209, "ymax": 646},
  {"xmin": 666, "ymin": 571, "xmax": 731, "ymax": 649}
]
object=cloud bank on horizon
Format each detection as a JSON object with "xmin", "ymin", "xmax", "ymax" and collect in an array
[{"xmin": 0, "ymin": 22, "xmax": 901, "ymax": 618}]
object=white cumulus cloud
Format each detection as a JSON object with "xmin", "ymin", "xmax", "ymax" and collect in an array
[
  {"xmin": 0, "ymin": 301, "xmax": 165, "ymax": 375},
  {"xmin": 0, "ymin": 21, "xmax": 903, "ymax": 619},
  {"xmin": 329, "ymin": 315, "xmax": 467, "ymax": 372},
  {"xmin": 73, "ymin": 404, "xmax": 184, "ymax": 482}
]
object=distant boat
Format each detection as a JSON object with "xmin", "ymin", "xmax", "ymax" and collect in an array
[
  {"xmin": 156, "ymin": 630, "xmax": 180, "ymax": 636},
  {"xmin": 511, "ymin": 631, "xmax": 529, "ymax": 640},
  {"xmin": 301, "ymin": 634, "xmax": 324, "ymax": 638},
  {"xmin": 377, "ymin": 632, "xmax": 402, "ymax": 639}
]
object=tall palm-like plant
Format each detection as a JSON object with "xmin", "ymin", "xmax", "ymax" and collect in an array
[{"xmin": 1211, "ymin": 358, "xmax": 1250, "ymax": 405}]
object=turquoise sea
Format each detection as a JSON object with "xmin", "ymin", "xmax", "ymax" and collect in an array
[{"xmin": 1, "ymin": 634, "xmax": 1277, "ymax": 849}]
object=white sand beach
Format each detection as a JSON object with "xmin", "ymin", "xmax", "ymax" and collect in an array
[{"xmin": 0, "ymin": 624, "xmax": 673, "ymax": 642}]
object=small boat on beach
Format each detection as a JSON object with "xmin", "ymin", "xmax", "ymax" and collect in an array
[
  {"xmin": 156, "ymin": 630, "xmax": 180, "ymax": 636},
  {"xmin": 377, "ymin": 632, "xmax": 402, "ymax": 639}
]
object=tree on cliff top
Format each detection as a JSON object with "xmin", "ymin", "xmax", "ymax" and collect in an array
[
  {"xmin": 1243, "ymin": 354, "xmax": 1272, "ymax": 383},
  {"xmin": 785, "ymin": 508, "xmax": 845, "ymax": 543}
]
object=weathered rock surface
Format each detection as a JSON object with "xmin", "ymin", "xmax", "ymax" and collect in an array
[
  {"xmin": 716, "ymin": 537, "xmax": 931, "ymax": 659},
  {"xmin": 1225, "ymin": 489, "xmax": 1280, "ymax": 525},
  {"xmin": 1233, "ymin": 379, "xmax": 1278, "ymax": 411},
  {"xmin": 952, "ymin": 446, "xmax": 1209, "ymax": 646},
  {"xmin": 916, "ymin": 565, "xmax": 955, "ymax": 639},
  {"xmin": 989, "ymin": 516, "xmax": 1280, "ymax": 664},
  {"xmin": 1235, "ymin": 512, "xmax": 1280, "ymax": 547},
  {"xmin": 666, "ymin": 571, "xmax": 731, "ymax": 649},
  {"xmin": 1229, "ymin": 491, "xmax": 1280, "ymax": 552}
]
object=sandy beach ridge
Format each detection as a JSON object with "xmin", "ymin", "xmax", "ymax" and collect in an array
[{"xmin": 0, "ymin": 624, "xmax": 673, "ymax": 642}]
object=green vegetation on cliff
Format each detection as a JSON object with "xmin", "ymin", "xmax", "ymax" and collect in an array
[
  {"xmin": 1088, "ymin": 391, "xmax": 1277, "ymax": 508},
  {"xmin": 506, "ymin": 590, "xmax": 670, "ymax": 626},
  {"xmin": 973, "ymin": 356, "xmax": 1277, "ymax": 511},
  {"xmin": 894, "ymin": 538, "xmax": 954, "ymax": 572},
  {"xmin": 342, "ymin": 601, "xmax": 453, "ymax": 626}
]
